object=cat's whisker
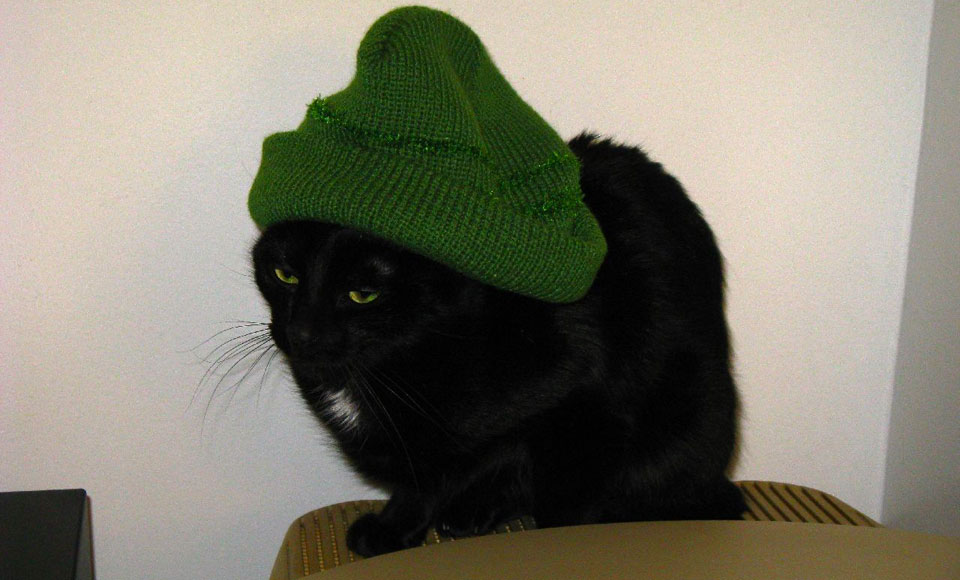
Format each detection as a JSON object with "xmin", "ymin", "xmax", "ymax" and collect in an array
[
  {"xmin": 256, "ymin": 348, "xmax": 282, "ymax": 410},
  {"xmin": 377, "ymin": 369, "xmax": 461, "ymax": 437},
  {"xmin": 349, "ymin": 363, "xmax": 420, "ymax": 491},
  {"xmin": 206, "ymin": 335, "xmax": 274, "ymax": 401},
  {"xmin": 192, "ymin": 334, "xmax": 272, "ymax": 397},
  {"xmin": 198, "ymin": 327, "xmax": 272, "ymax": 365},
  {"xmin": 218, "ymin": 336, "xmax": 276, "ymax": 391},
  {"xmin": 357, "ymin": 433, "xmax": 371, "ymax": 451},
  {"xmin": 345, "ymin": 363, "xmax": 389, "ymax": 438},
  {"xmin": 190, "ymin": 328, "xmax": 276, "ymax": 437},
  {"xmin": 180, "ymin": 322, "xmax": 269, "ymax": 356},
  {"xmin": 224, "ymin": 265, "xmax": 256, "ymax": 281},
  {"xmin": 305, "ymin": 382, "xmax": 327, "ymax": 397},
  {"xmin": 194, "ymin": 319, "xmax": 268, "ymax": 341},
  {"xmin": 363, "ymin": 366, "xmax": 465, "ymax": 450},
  {"xmin": 342, "ymin": 364, "xmax": 399, "ymax": 463},
  {"xmin": 376, "ymin": 369, "xmax": 450, "ymax": 423},
  {"xmin": 200, "ymin": 339, "xmax": 273, "ymax": 427},
  {"xmin": 222, "ymin": 338, "xmax": 278, "ymax": 411},
  {"xmin": 188, "ymin": 331, "xmax": 269, "ymax": 414},
  {"xmin": 193, "ymin": 331, "xmax": 272, "ymax": 401},
  {"xmin": 220, "ymin": 319, "xmax": 271, "ymax": 327}
]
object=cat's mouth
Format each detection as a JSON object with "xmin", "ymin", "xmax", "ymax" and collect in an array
[
  {"xmin": 277, "ymin": 337, "xmax": 355, "ymax": 366},
  {"xmin": 282, "ymin": 350, "xmax": 339, "ymax": 385},
  {"xmin": 285, "ymin": 352, "xmax": 350, "ymax": 374}
]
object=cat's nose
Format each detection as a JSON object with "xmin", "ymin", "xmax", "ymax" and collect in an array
[
  {"xmin": 286, "ymin": 321, "xmax": 344, "ymax": 357},
  {"xmin": 286, "ymin": 321, "xmax": 316, "ymax": 353}
]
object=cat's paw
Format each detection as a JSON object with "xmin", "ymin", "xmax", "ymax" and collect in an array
[
  {"xmin": 434, "ymin": 502, "xmax": 507, "ymax": 539},
  {"xmin": 346, "ymin": 513, "xmax": 426, "ymax": 558},
  {"xmin": 346, "ymin": 513, "xmax": 405, "ymax": 557}
]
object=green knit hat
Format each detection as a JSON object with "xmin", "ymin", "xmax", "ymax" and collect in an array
[{"xmin": 248, "ymin": 6, "xmax": 606, "ymax": 302}]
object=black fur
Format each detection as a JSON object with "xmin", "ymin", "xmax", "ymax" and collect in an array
[{"xmin": 252, "ymin": 134, "xmax": 744, "ymax": 557}]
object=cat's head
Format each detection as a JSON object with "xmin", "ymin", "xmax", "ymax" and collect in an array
[{"xmin": 252, "ymin": 221, "xmax": 483, "ymax": 383}]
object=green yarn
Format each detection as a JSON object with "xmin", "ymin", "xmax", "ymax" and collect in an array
[
  {"xmin": 307, "ymin": 97, "xmax": 486, "ymax": 159},
  {"xmin": 248, "ymin": 6, "xmax": 607, "ymax": 302},
  {"xmin": 309, "ymin": 95, "xmax": 583, "ymax": 221}
]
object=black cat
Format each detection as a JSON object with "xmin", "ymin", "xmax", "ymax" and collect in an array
[{"xmin": 252, "ymin": 134, "xmax": 745, "ymax": 557}]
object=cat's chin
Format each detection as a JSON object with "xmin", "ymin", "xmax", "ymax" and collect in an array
[
  {"xmin": 286, "ymin": 352, "xmax": 348, "ymax": 372},
  {"xmin": 286, "ymin": 356, "xmax": 347, "ymax": 389}
]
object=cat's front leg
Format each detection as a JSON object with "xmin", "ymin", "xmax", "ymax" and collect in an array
[
  {"xmin": 347, "ymin": 489, "xmax": 434, "ymax": 557},
  {"xmin": 434, "ymin": 464, "xmax": 530, "ymax": 538}
]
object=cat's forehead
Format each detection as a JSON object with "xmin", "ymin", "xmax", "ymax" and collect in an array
[
  {"xmin": 259, "ymin": 220, "xmax": 340, "ymax": 250},
  {"xmin": 257, "ymin": 221, "xmax": 402, "ymax": 272}
]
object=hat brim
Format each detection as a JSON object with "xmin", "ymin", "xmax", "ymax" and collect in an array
[{"xmin": 248, "ymin": 129, "xmax": 607, "ymax": 303}]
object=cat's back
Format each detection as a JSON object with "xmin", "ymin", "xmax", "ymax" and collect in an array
[
  {"xmin": 567, "ymin": 133, "xmax": 732, "ymax": 380},
  {"xmin": 570, "ymin": 134, "xmax": 726, "ymax": 321},
  {"xmin": 571, "ymin": 133, "xmax": 724, "ymax": 296}
]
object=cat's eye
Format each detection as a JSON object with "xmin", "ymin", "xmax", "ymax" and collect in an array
[
  {"xmin": 274, "ymin": 268, "xmax": 299, "ymax": 285},
  {"xmin": 348, "ymin": 290, "xmax": 380, "ymax": 304}
]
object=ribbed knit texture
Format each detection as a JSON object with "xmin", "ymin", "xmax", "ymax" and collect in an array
[{"xmin": 248, "ymin": 6, "xmax": 607, "ymax": 302}]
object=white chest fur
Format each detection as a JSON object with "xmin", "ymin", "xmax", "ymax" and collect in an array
[{"xmin": 320, "ymin": 389, "xmax": 361, "ymax": 432}]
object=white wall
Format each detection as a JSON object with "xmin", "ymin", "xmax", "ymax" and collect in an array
[
  {"xmin": 882, "ymin": 0, "xmax": 960, "ymax": 538},
  {"xmin": 0, "ymin": 2, "xmax": 936, "ymax": 579}
]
